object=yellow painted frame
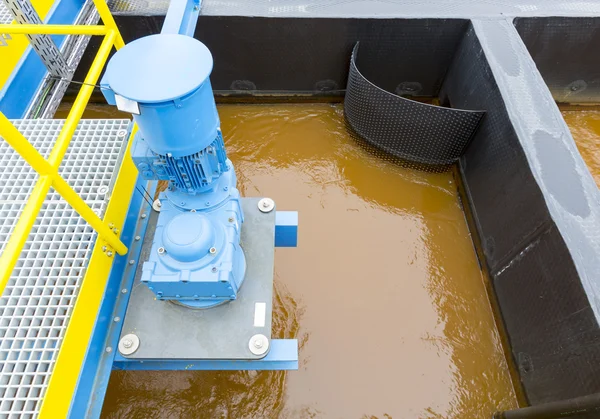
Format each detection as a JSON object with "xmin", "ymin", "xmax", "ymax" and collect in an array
[
  {"xmin": 0, "ymin": 28, "xmax": 124, "ymax": 292},
  {"xmin": 0, "ymin": 2, "xmax": 132, "ymax": 416},
  {"xmin": 40, "ymin": 126, "xmax": 139, "ymax": 418}
]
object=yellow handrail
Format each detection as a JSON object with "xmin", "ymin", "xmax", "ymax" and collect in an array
[
  {"xmin": 91, "ymin": 0, "xmax": 125, "ymax": 49},
  {"xmin": 0, "ymin": 2, "xmax": 127, "ymax": 294},
  {"xmin": 0, "ymin": 23, "xmax": 108, "ymax": 35},
  {"xmin": 48, "ymin": 29, "xmax": 117, "ymax": 165}
]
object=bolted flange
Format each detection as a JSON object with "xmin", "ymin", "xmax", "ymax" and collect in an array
[
  {"xmin": 258, "ymin": 198, "xmax": 275, "ymax": 213},
  {"xmin": 118, "ymin": 333, "xmax": 140, "ymax": 355},
  {"xmin": 249, "ymin": 334, "xmax": 269, "ymax": 356}
]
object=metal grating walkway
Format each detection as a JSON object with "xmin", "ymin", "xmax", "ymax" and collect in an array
[
  {"xmin": 0, "ymin": 2, "xmax": 12, "ymax": 24},
  {"xmin": 0, "ymin": 119, "xmax": 130, "ymax": 418}
]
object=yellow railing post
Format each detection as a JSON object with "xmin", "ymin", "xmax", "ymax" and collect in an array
[
  {"xmin": 91, "ymin": 0, "xmax": 125, "ymax": 49},
  {"xmin": 52, "ymin": 174, "xmax": 128, "ymax": 254},
  {"xmin": 48, "ymin": 30, "xmax": 116, "ymax": 165}
]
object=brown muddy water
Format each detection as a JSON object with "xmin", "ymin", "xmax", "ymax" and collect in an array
[
  {"xmin": 57, "ymin": 103, "xmax": 517, "ymax": 418},
  {"xmin": 561, "ymin": 110, "xmax": 600, "ymax": 184}
]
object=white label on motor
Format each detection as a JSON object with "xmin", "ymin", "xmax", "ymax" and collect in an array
[
  {"xmin": 254, "ymin": 302, "xmax": 266, "ymax": 327},
  {"xmin": 115, "ymin": 94, "xmax": 140, "ymax": 115}
]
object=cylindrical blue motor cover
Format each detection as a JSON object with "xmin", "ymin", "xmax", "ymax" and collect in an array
[
  {"xmin": 131, "ymin": 82, "xmax": 219, "ymax": 157},
  {"xmin": 101, "ymin": 34, "xmax": 218, "ymax": 157}
]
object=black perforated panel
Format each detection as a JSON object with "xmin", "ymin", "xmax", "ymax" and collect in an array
[{"xmin": 344, "ymin": 43, "xmax": 484, "ymax": 167}]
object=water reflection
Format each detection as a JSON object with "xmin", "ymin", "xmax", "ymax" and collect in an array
[
  {"xmin": 98, "ymin": 104, "xmax": 516, "ymax": 418},
  {"xmin": 561, "ymin": 110, "xmax": 600, "ymax": 186}
]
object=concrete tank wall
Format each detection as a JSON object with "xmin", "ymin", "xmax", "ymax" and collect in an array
[
  {"xmin": 75, "ymin": 12, "xmax": 600, "ymax": 407},
  {"xmin": 515, "ymin": 17, "xmax": 600, "ymax": 104},
  {"xmin": 440, "ymin": 21, "xmax": 600, "ymax": 405}
]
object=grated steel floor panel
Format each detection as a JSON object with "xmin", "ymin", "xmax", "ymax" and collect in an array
[
  {"xmin": 0, "ymin": 119, "xmax": 130, "ymax": 418},
  {"xmin": 0, "ymin": 2, "xmax": 11, "ymax": 24}
]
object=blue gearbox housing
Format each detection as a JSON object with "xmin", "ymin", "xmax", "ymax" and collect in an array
[
  {"xmin": 140, "ymin": 163, "xmax": 246, "ymax": 308},
  {"xmin": 101, "ymin": 34, "xmax": 246, "ymax": 308},
  {"xmin": 132, "ymin": 133, "xmax": 246, "ymax": 308}
]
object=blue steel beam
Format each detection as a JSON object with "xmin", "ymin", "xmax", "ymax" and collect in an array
[
  {"xmin": 112, "ymin": 339, "xmax": 299, "ymax": 370},
  {"xmin": 275, "ymin": 211, "xmax": 298, "ymax": 247},
  {"xmin": 161, "ymin": 0, "xmax": 201, "ymax": 37},
  {"xmin": 69, "ymin": 176, "xmax": 155, "ymax": 418}
]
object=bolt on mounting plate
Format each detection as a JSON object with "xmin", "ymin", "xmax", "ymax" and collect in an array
[
  {"xmin": 119, "ymin": 333, "xmax": 140, "ymax": 355},
  {"xmin": 249, "ymin": 334, "xmax": 269, "ymax": 356},
  {"xmin": 258, "ymin": 198, "xmax": 275, "ymax": 213}
]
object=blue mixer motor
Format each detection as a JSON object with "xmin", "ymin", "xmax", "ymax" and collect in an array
[{"xmin": 101, "ymin": 34, "xmax": 246, "ymax": 308}]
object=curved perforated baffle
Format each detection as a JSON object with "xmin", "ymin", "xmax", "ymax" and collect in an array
[{"xmin": 344, "ymin": 43, "xmax": 485, "ymax": 167}]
